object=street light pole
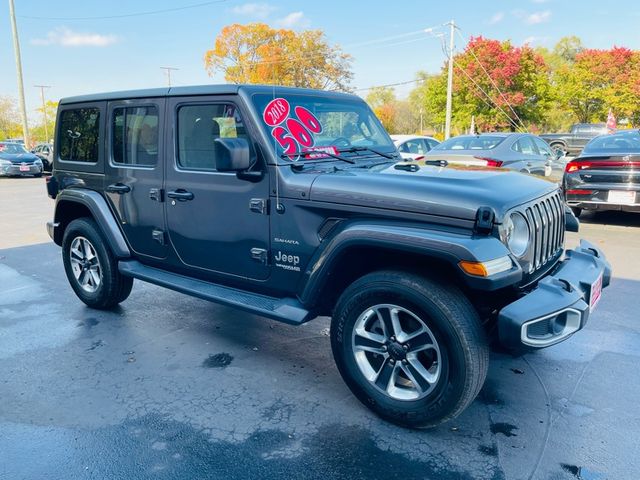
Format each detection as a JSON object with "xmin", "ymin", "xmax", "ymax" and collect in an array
[
  {"xmin": 34, "ymin": 85, "xmax": 51, "ymax": 142},
  {"xmin": 8, "ymin": 0, "xmax": 29, "ymax": 146},
  {"xmin": 160, "ymin": 66, "xmax": 179, "ymax": 87},
  {"xmin": 444, "ymin": 19, "xmax": 455, "ymax": 140}
]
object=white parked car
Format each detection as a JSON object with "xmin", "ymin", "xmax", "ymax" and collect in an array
[{"xmin": 391, "ymin": 135, "xmax": 440, "ymax": 160}]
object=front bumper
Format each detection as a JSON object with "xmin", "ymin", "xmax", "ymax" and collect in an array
[
  {"xmin": 0, "ymin": 163, "xmax": 42, "ymax": 176},
  {"xmin": 498, "ymin": 240, "xmax": 611, "ymax": 350},
  {"xmin": 565, "ymin": 186, "xmax": 640, "ymax": 213}
]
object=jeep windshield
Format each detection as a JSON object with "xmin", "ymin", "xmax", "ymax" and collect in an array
[{"xmin": 251, "ymin": 93, "xmax": 395, "ymax": 162}]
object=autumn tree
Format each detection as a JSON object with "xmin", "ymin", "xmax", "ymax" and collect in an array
[
  {"xmin": 554, "ymin": 47, "xmax": 640, "ymax": 124},
  {"xmin": 411, "ymin": 37, "xmax": 551, "ymax": 132},
  {"xmin": 204, "ymin": 23, "xmax": 353, "ymax": 91},
  {"xmin": 365, "ymin": 87, "xmax": 397, "ymax": 132}
]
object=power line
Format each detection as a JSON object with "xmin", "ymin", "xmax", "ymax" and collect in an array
[
  {"xmin": 456, "ymin": 30, "xmax": 527, "ymax": 131},
  {"xmin": 19, "ymin": 0, "xmax": 228, "ymax": 20},
  {"xmin": 434, "ymin": 27, "xmax": 525, "ymax": 132},
  {"xmin": 353, "ymin": 79, "xmax": 423, "ymax": 92},
  {"xmin": 453, "ymin": 59, "xmax": 525, "ymax": 132},
  {"xmin": 213, "ymin": 23, "xmax": 446, "ymax": 69}
]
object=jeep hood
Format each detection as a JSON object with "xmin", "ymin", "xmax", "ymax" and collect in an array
[{"xmin": 309, "ymin": 163, "xmax": 558, "ymax": 221}]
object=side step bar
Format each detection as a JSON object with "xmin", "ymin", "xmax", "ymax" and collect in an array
[{"xmin": 118, "ymin": 260, "xmax": 311, "ymax": 325}]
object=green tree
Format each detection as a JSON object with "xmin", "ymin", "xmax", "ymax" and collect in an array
[
  {"xmin": 555, "ymin": 47, "xmax": 640, "ymax": 125},
  {"xmin": 410, "ymin": 37, "xmax": 552, "ymax": 132},
  {"xmin": 0, "ymin": 96, "xmax": 22, "ymax": 140},
  {"xmin": 31, "ymin": 100, "xmax": 58, "ymax": 143},
  {"xmin": 204, "ymin": 23, "xmax": 353, "ymax": 91}
]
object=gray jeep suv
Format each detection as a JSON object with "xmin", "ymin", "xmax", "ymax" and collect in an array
[{"xmin": 46, "ymin": 85, "xmax": 611, "ymax": 428}]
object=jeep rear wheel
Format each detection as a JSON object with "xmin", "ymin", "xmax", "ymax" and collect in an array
[
  {"xmin": 62, "ymin": 218, "xmax": 133, "ymax": 309},
  {"xmin": 331, "ymin": 271, "xmax": 489, "ymax": 428}
]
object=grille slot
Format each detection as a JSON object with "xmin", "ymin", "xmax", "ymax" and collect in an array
[{"xmin": 524, "ymin": 192, "xmax": 565, "ymax": 273}]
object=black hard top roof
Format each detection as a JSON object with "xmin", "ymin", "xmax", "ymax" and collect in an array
[{"xmin": 59, "ymin": 84, "xmax": 356, "ymax": 105}]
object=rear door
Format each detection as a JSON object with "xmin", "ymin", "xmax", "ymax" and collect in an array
[
  {"xmin": 164, "ymin": 96, "xmax": 270, "ymax": 281},
  {"xmin": 511, "ymin": 136, "xmax": 546, "ymax": 176},
  {"xmin": 104, "ymin": 98, "xmax": 168, "ymax": 260}
]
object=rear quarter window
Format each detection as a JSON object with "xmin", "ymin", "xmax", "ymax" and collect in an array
[{"xmin": 58, "ymin": 107, "xmax": 101, "ymax": 163}]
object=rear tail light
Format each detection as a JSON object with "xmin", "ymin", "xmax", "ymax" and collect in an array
[
  {"xmin": 565, "ymin": 161, "xmax": 580, "ymax": 173},
  {"xmin": 565, "ymin": 189, "xmax": 593, "ymax": 195},
  {"xmin": 566, "ymin": 159, "xmax": 640, "ymax": 172},
  {"xmin": 474, "ymin": 156, "xmax": 503, "ymax": 167}
]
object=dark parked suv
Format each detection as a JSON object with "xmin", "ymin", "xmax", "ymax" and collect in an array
[{"xmin": 46, "ymin": 85, "xmax": 611, "ymax": 428}]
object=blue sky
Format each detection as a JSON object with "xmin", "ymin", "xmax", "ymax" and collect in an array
[{"xmin": 2, "ymin": 0, "xmax": 640, "ymax": 117}]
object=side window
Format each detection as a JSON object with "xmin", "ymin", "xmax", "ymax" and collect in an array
[
  {"xmin": 514, "ymin": 137, "xmax": 538, "ymax": 155},
  {"xmin": 177, "ymin": 103, "xmax": 250, "ymax": 171},
  {"xmin": 112, "ymin": 106, "xmax": 159, "ymax": 167},
  {"xmin": 426, "ymin": 139, "xmax": 439, "ymax": 150},
  {"xmin": 533, "ymin": 137, "xmax": 552, "ymax": 156},
  {"xmin": 58, "ymin": 108, "xmax": 100, "ymax": 163},
  {"xmin": 402, "ymin": 139, "xmax": 426, "ymax": 154}
]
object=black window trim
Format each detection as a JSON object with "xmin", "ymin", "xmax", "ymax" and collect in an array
[
  {"xmin": 56, "ymin": 103, "xmax": 104, "ymax": 167},
  {"xmin": 108, "ymin": 102, "xmax": 161, "ymax": 170},
  {"xmin": 173, "ymin": 99, "xmax": 257, "ymax": 176}
]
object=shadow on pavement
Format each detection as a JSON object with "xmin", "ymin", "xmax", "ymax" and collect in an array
[{"xmin": 579, "ymin": 210, "xmax": 640, "ymax": 227}]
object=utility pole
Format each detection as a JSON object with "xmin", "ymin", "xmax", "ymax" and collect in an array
[
  {"xmin": 444, "ymin": 20, "xmax": 455, "ymax": 140},
  {"xmin": 160, "ymin": 66, "xmax": 179, "ymax": 87},
  {"xmin": 34, "ymin": 85, "xmax": 51, "ymax": 142},
  {"xmin": 9, "ymin": 0, "xmax": 29, "ymax": 146}
]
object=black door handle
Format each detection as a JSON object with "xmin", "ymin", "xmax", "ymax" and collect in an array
[
  {"xmin": 106, "ymin": 183, "xmax": 131, "ymax": 194},
  {"xmin": 167, "ymin": 189, "xmax": 194, "ymax": 201}
]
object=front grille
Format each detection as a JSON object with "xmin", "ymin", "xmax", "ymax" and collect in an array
[{"xmin": 524, "ymin": 192, "xmax": 565, "ymax": 272}]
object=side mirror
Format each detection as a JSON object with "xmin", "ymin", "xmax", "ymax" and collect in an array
[
  {"xmin": 214, "ymin": 137, "xmax": 251, "ymax": 172},
  {"xmin": 554, "ymin": 149, "xmax": 564, "ymax": 160},
  {"xmin": 564, "ymin": 205, "xmax": 580, "ymax": 232}
]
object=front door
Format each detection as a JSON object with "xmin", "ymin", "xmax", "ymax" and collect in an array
[
  {"xmin": 104, "ymin": 98, "xmax": 167, "ymax": 260},
  {"xmin": 164, "ymin": 96, "xmax": 270, "ymax": 281}
]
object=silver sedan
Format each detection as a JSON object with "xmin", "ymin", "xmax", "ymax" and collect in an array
[{"xmin": 424, "ymin": 133, "xmax": 558, "ymax": 177}]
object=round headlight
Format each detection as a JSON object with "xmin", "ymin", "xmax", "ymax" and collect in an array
[{"xmin": 503, "ymin": 212, "xmax": 530, "ymax": 257}]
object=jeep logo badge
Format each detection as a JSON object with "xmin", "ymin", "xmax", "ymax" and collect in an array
[{"xmin": 274, "ymin": 251, "xmax": 301, "ymax": 272}]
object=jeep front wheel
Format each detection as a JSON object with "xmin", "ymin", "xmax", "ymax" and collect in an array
[
  {"xmin": 62, "ymin": 218, "xmax": 133, "ymax": 309},
  {"xmin": 331, "ymin": 271, "xmax": 489, "ymax": 428}
]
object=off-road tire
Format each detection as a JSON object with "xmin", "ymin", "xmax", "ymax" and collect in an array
[
  {"xmin": 331, "ymin": 270, "xmax": 489, "ymax": 429},
  {"xmin": 571, "ymin": 207, "xmax": 582, "ymax": 218},
  {"xmin": 62, "ymin": 217, "xmax": 133, "ymax": 309}
]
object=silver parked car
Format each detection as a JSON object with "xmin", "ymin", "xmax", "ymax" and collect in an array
[
  {"xmin": 424, "ymin": 133, "xmax": 559, "ymax": 177},
  {"xmin": 390, "ymin": 135, "xmax": 440, "ymax": 161}
]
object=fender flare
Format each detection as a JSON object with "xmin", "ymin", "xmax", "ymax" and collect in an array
[
  {"xmin": 54, "ymin": 189, "xmax": 131, "ymax": 258},
  {"xmin": 298, "ymin": 222, "xmax": 520, "ymax": 305}
]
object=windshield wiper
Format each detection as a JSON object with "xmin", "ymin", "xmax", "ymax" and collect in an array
[
  {"xmin": 424, "ymin": 159, "xmax": 448, "ymax": 167},
  {"xmin": 338, "ymin": 146, "xmax": 396, "ymax": 159},
  {"xmin": 280, "ymin": 152, "xmax": 355, "ymax": 164}
]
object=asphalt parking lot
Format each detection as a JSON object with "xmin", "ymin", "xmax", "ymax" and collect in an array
[{"xmin": 1, "ymin": 177, "xmax": 639, "ymax": 480}]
